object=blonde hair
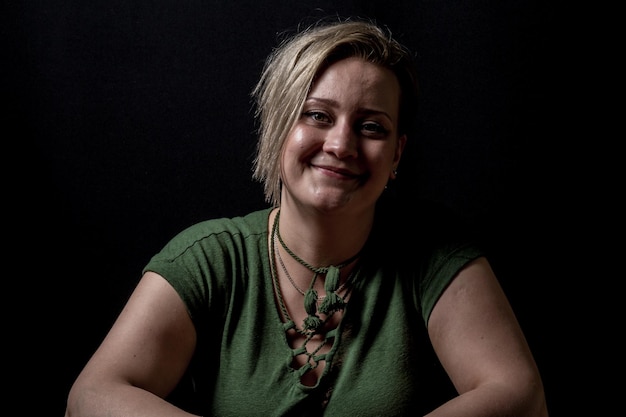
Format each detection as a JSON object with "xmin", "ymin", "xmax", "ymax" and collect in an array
[{"xmin": 251, "ymin": 18, "xmax": 419, "ymax": 206}]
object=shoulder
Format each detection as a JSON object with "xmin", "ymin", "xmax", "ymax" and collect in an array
[
  {"xmin": 141, "ymin": 208, "xmax": 272, "ymax": 311},
  {"xmin": 145, "ymin": 208, "xmax": 271, "ymax": 268},
  {"xmin": 164, "ymin": 208, "xmax": 270, "ymax": 249}
]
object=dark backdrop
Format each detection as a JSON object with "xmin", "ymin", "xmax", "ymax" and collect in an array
[{"xmin": 6, "ymin": 1, "xmax": 575, "ymax": 414}]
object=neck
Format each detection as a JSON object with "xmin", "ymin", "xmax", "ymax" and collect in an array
[{"xmin": 271, "ymin": 205, "xmax": 374, "ymax": 267}]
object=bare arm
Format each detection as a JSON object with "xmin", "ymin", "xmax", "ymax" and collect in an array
[
  {"xmin": 65, "ymin": 271, "xmax": 200, "ymax": 417},
  {"xmin": 425, "ymin": 257, "xmax": 548, "ymax": 417}
]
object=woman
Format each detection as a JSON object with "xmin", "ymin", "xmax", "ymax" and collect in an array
[{"xmin": 65, "ymin": 18, "xmax": 548, "ymax": 416}]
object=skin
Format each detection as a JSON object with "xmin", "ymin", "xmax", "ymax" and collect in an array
[
  {"xmin": 64, "ymin": 57, "xmax": 548, "ymax": 416},
  {"xmin": 276, "ymin": 57, "xmax": 405, "ymax": 267},
  {"xmin": 281, "ymin": 57, "xmax": 404, "ymax": 217},
  {"xmin": 64, "ymin": 272, "xmax": 199, "ymax": 417},
  {"xmin": 425, "ymin": 257, "xmax": 549, "ymax": 416}
]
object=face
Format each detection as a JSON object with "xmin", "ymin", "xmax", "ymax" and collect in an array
[{"xmin": 279, "ymin": 57, "xmax": 406, "ymax": 214}]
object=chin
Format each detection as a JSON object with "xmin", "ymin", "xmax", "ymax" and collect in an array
[
  {"xmin": 301, "ymin": 197, "xmax": 345, "ymax": 212},
  {"xmin": 310, "ymin": 194, "xmax": 368, "ymax": 214}
]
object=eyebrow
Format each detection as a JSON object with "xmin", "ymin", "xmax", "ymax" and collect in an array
[{"xmin": 305, "ymin": 97, "xmax": 394, "ymax": 122}]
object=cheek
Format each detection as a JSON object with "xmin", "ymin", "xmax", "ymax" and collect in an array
[
  {"xmin": 365, "ymin": 143, "xmax": 397, "ymax": 169},
  {"xmin": 284, "ymin": 125, "xmax": 319, "ymax": 159},
  {"xmin": 286, "ymin": 126, "xmax": 310, "ymax": 148},
  {"xmin": 280, "ymin": 128, "xmax": 306, "ymax": 177}
]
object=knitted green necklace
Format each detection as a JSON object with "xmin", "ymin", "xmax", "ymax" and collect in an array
[{"xmin": 271, "ymin": 209, "xmax": 361, "ymax": 333}]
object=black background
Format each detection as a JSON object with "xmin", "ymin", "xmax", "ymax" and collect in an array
[{"xmin": 5, "ymin": 1, "xmax": 581, "ymax": 414}]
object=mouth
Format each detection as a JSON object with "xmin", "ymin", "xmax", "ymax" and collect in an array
[{"xmin": 314, "ymin": 164, "xmax": 363, "ymax": 180}]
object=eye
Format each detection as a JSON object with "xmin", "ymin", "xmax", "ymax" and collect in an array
[
  {"xmin": 361, "ymin": 122, "xmax": 389, "ymax": 136},
  {"xmin": 303, "ymin": 111, "xmax": 331, "ymax": 124}
]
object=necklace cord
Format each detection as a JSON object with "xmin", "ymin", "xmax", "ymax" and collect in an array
[
  {"xmin": 275, "ymin": 210, "xmax": 361, "ymax": 273},
  {"xmin": 271, "ymin": 209, "xmax": 360, "ymax": 331},
  {"xmin": 276, "ymin": 238, "xmax": 350, "ymax": 300}
]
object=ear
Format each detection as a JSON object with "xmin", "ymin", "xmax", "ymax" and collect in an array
[
  {"xmin": 390, "ymin": 134, "xmax": 407, "ymax": 180},
  {"xmin": 395, "ymin": 134, "xmax": 407, "ymax": 163}
]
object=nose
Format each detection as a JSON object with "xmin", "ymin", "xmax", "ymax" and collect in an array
[{"xmin": 322, "ymin": 119, "xmax": 358, "ymax": 159}]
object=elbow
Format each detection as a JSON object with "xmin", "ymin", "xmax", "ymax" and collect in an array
[
  {"xmin": 526, "ymin": 378, "xmax": 549, "ymax": 417},
  {"xmin": 507, "ymin": 369, "xmax": 549, "ymax": 417}
]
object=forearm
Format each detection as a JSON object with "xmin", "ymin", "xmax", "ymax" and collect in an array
[{"xmin": 65, "ymin": 383, "xmax": 201, "ymax": 417}]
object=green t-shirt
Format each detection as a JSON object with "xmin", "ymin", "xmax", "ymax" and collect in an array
[{"xmin": 143, "ymin": 207, "xmax": 483, "ymax": 416}]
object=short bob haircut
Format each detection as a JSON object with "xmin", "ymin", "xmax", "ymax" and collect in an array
[{"xmin": 251, "ymin": 18, "xmax": 419, "ymax": 207}]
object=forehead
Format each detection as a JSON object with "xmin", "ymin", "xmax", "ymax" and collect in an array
[{"xmin": 308, "ymin": 57, "xmax": 401, "ymax": 114}]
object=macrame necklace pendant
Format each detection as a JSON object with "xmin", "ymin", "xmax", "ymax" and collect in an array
[
  {"xmin": 302, "ymin": 266, "xmax": 347, "ymax": 331},
  {"xmin": 318, "ymin": 266, "xmax": 345, "ymax": 315},
  {"xmin": 303, "ymin": 285, "xmax": 322, "ymax": 331}
]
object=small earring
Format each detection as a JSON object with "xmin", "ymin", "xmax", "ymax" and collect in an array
[{"xmin": 392, "ymin": 169, "xmax": 398, "ymax": 176}]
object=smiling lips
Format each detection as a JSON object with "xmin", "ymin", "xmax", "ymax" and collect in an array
[{"xmin": 313, "ymin": 163, "xmax": 363, "ymax": 180}]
